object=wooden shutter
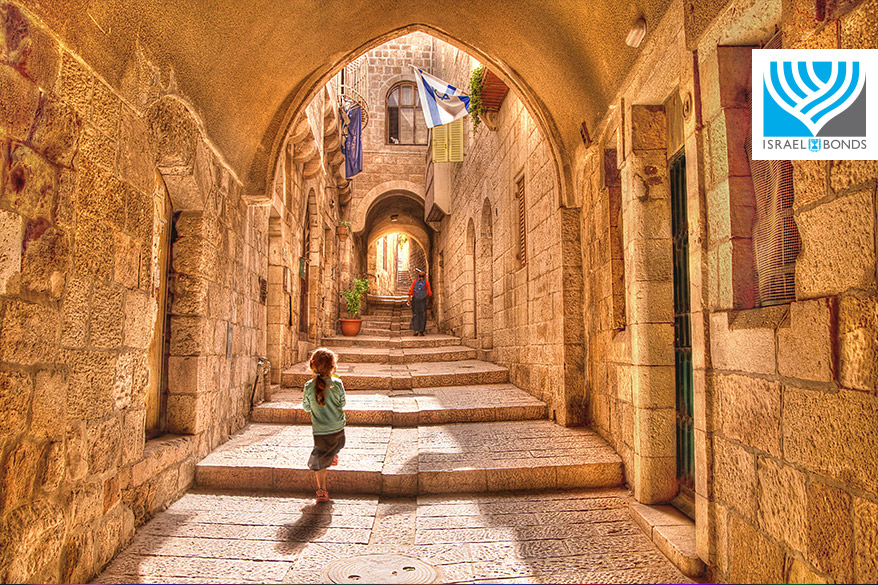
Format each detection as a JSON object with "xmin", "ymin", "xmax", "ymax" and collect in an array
[
  {"xmin": 516, "ymin": 176, "xmax": 526, "ymax": 265},
  {"xmin": 448, "ymin": 118, "xmax": 464, "ymax": 162},
  {"xmin": 431, "ymin": 118, "xmax": 464, "ymax": 163},
  {"xmin": 432, "ymin": 124, "xmax": 448, "ymax": 162}
]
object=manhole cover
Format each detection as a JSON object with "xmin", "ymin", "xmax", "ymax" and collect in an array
[{"xmin": 323, "ymin": 554, "xmax": 438, "ymax": 584}]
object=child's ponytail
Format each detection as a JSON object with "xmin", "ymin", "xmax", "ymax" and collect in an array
[
  {"xmin": 309, "ymin": 348, "xmax": 338, "ymax": 406},
  {"xmin": 315, "ymin": 374, "xmax": 326, "ymax": 406}
]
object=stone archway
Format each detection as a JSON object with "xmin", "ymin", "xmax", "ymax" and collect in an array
[{"xmin": 350, "ymin": 180, "xmax": 426, "ymax": 235}]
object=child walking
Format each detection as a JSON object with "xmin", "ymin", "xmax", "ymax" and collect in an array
[{"xmin": 302, "ymin": 348, "xmax": 346, "ymax": 502}]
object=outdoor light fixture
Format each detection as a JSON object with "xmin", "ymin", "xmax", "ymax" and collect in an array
[{"xmin": 626, "ymin": 17, "xmax": 647, "ymax": 48}]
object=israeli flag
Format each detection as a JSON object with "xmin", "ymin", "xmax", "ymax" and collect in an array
[{"xmin": 412, "ymin": 66, "xmax": 471, "ymax": 128}]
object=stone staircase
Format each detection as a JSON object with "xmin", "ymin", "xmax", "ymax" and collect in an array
[
  {"xmin": 358, "ymin": 294, "xmax": 437, "ymax": 335},
  {"xmin": 195, "ymin": 303, "xmax": 624, "ymax": 497},
  {"xmin": 394, "ymin": 269, "xmax": 411, "ymax": 295}
]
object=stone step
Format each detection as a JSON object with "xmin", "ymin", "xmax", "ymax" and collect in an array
[
  {"xmin": 195, "ymin": 421, "xmax": 624, "ymax": 496},
  {"xmin": 252, "ymin": 384, "xmax": 546, "ymax": 426},
  {"xmin": 281, "ymin": 359, "xmax": 508, "ymax": 390},
  {"xmin": 360, "ymin": 317, "xmax": 436, "ymax": 325},
  {"xmin": 330, "ymin": 345, "xmax": 476, "ymax": 364},
  {"xmin": 359, "ymin": 326, "xmax": 438, "ymax": 336},
  {"xmin": 319, "ymin": 334, "xmax": 463, "ymax": 348},
  {"xmin": 366, "ymin": 296, "xmax": 409, "ymax": 308}
]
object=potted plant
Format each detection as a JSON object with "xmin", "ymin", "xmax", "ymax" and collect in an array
[
  {"xmin": 336, "ymin": 220, "xmax": 351, "ymax": 239},
  {"xmin": 339, "ymin": 277, "xmax": 369, "ymax": 336},
  {"xmin": 468, "ymin": 65, "xmax": 485, "ymax": 134}
]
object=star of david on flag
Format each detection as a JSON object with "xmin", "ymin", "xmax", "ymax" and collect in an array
[{"xmin": 411, "ymin": 66, "xmax": 471, "ymax": 128}]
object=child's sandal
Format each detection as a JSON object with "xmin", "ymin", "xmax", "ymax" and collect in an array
[{"xmin": 316, "ymin": 488, "xmax": 329, "ymax": 502}]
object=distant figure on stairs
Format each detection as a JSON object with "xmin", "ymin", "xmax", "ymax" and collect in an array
[
  {"xmin": 407, "ymin": 268, "xmax": 432, "ymax": 336},
  {"xmin": 302, "ymin": 348, "xmax": 346, "ymax": 502}
]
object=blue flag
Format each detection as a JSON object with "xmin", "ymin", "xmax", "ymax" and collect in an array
[{"xmin": 343, "ymin": 104, "xmax": 363, "ymax": 178}]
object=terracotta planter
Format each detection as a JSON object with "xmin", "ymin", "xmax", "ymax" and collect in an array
[
  {"xmin": 339, "ymin": 318, "xmax": 362, "ymax": 336},
  {"xmin": 480, "ymin": 68, "xmax": 509, "ymax": 112}
]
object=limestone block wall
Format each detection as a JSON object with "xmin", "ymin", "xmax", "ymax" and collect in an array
[
  {"xmin": 345, "ymin": 32, "xmax": 431, "ymax": 311},
  {"xmin": 0, "ymin": 4, "xmax": 269, "ymax": 582},
  {"xmin": 432, "ymin": 48, "xmax": 568, "ymax": 420},
  {"xmin": 578, "ymin": 0, "xmax": 878, "ymax": 582},
  {"xmin": 371, "ymin": 234, "xmax": 400, "ymax": 296},
  {"xmin": 693, "ymin": 1, "xmax": 878, "ymax": 582},
  {"xmin": 265, "ymin": 84, "xmax": 344, "ymax": 356},
  {"xmin": 352, "ymin": 33, "xmax": 432, "ymax": 202}
]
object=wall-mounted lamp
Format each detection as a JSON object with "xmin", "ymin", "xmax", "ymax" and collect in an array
[{"xmin": 626, "ymin": 17, "xmax": 647, "ymax": 48}]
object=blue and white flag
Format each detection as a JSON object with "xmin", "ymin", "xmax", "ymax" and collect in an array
[
  {"xmin": 412, "ymin": 66, "xmax": 470, "ymax": 128},
  {"xmin": 343, "ymin": 103, "xmax": 362, "ymax": 178}
]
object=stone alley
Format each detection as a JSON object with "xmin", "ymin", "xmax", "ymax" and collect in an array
[{"xmin": 1, "ymin": 1, "xmax": 877, "ymax": 583}]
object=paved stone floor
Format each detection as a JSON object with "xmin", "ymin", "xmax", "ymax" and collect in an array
[{"xmin": 94, "ymin": 488, "xmax": 691, "ymax": 584}]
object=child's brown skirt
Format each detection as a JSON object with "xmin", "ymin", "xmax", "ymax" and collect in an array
[{"xmin": 308, "ymin": 429, "xmax": 346, "ymax": 470}]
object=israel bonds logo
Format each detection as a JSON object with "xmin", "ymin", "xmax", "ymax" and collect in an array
[{"xmin": 752, "ymin": 50, "xmax": 878, "ymax": 160}]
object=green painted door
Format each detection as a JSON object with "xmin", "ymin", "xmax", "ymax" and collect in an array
[{"xmin": 670, "ymin": 151, "xmax": 694, "ymax": 493}]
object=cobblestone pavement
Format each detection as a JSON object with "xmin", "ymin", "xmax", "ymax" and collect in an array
[{"xmin": 94, "ymin": 488, "xmax": 691, "ymax": 584}]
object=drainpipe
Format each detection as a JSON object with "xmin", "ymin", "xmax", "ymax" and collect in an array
[{"xmin": 250, "ymin": 357, "xmax": 271, "ymax": 410}]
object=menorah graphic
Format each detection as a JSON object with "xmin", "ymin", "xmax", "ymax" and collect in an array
[{"xmin": 764, "ymin": 60, "xmax": 865, "ymax": 136}]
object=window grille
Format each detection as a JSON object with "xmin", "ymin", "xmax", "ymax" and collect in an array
[
  {"xmin": 387, "ymin": 82, "xmax": 427, "ymax": 145},
  {"xmin": 340, "ymin": 56, "xmax": 368, "ymax": 100},
  {"xmin": 515, "ymin": 176, "xmax": 526, "ymax": 265},
  {"xmin": 744, "ymin": 31, "xmax": 800, "ymax": 306}
]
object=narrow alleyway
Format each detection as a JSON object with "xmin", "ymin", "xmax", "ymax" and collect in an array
[
  {"xmin": 4, "ymin": 3, "xmax": 877, "ymax": 582},
  {"xmin": 94, "ymin": 298, "xmax": 691, "ymax": 584}
]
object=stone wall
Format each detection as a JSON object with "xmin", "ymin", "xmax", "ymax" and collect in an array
[
  {"xmin": 577, "ymin": 0, "xmax": 878, "ymax": 582},
  {"xmin": 266, "ymin": 140, "xmax": 340, "ymax": 378},
  {"xmin": 579, "ymin": 0, "xmax": 692, "ymax": 507},
  {"xmin": 345, "ymin": 32, "xmax": 432, "ymax": 310},
  {"xmin": 695, "ymin": 1, "xmax": 878, "ymax": 582},
  {"xmin": 432, "ymin": 47, "xmax": 570, "ymax": 422},
  {"xmin": 352, "ymin": 33, "xmax": 432, "ymax": 203},
  {"xmin": 346, "ymin": 32, "xmax": 432, "ymax": 251},
  {"xmin": 370, "ymin": 234, "xmax": 400, "ymax": 296},
  {"xmin": 0, "ymin": 3, "xmax": 271, "ymax": 581}
]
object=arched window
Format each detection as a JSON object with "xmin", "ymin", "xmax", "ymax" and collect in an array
[{"xmin": 387, "ymin": 82, "xmax": 427, "ymax": 145}]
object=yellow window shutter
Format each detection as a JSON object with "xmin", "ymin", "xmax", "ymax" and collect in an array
[
  {"xmin": 432, "ymin": 124, "xmax": 449, "ymax": 163},
  {"xmin": 448, "ymin": 118, "xmax": 464, "ymax": 162}
]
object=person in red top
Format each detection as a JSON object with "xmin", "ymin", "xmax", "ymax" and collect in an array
[{"xmin": 406, "ymin": 268, "xmax": 432, "ymax": 336}]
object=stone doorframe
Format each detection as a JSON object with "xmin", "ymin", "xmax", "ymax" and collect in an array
[
  {"xmin": 616, "ymin": 47, "xmax": 711, "ymax": 575},
  {"xmin": 148, "ymin": 95, "xmax": 230, "ymax": 437}
]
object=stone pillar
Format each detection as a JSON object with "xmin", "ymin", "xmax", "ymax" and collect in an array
[
  {"xmin": 266, "ymin": 215, "xmax": 286, "ymax": 384},
  {"xmin": 165, "ymin": 211, "xmax": 218, "ymax": 435},
  {"xmin": 559, "ymin": 207, "xmax": 586, "ymax": 425},
  {"xmin": 623, "ymin": 104, "xmax": 677, "ymax": 504}
]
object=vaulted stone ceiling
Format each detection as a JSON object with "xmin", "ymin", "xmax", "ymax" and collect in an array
[{"xmin": 24, "ymin": 0, "xmax": 730, "ymax": 198}]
